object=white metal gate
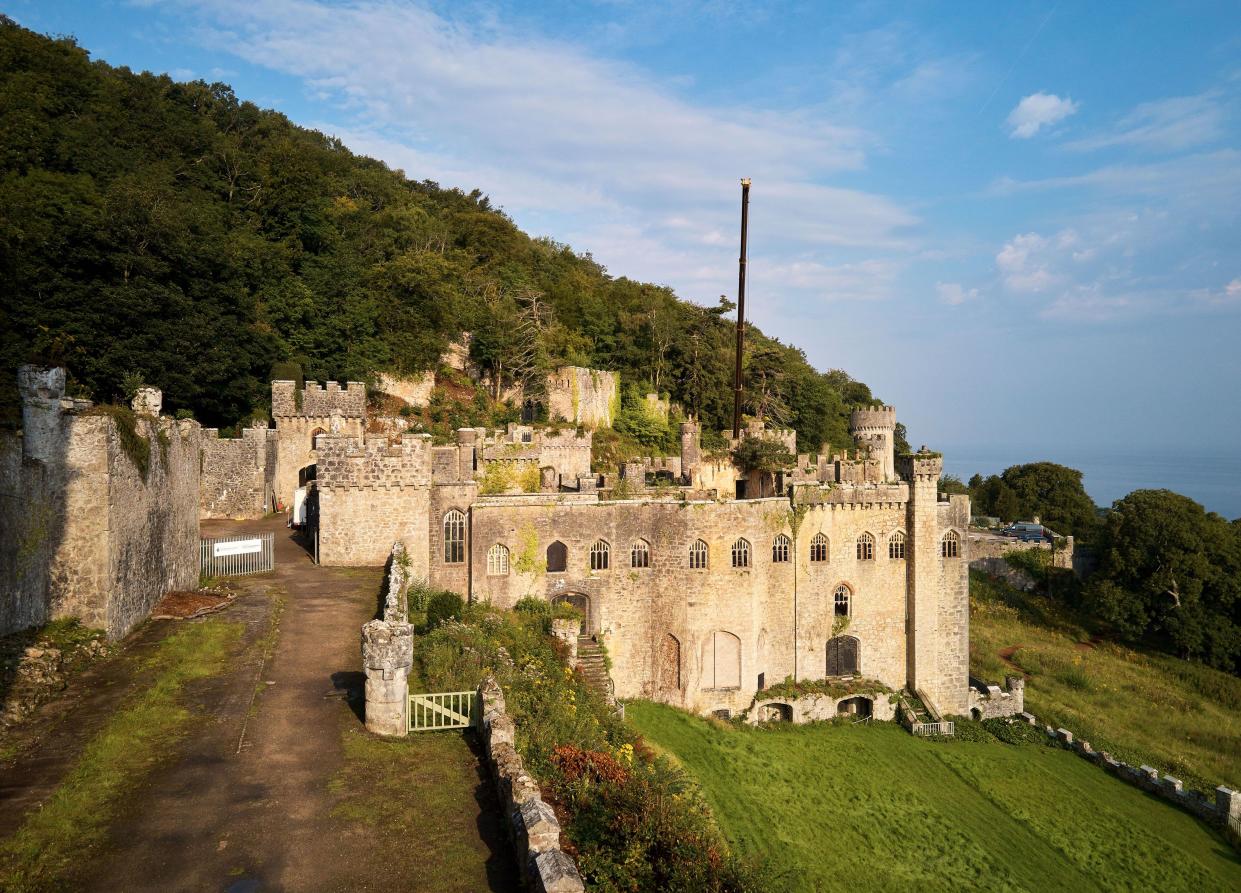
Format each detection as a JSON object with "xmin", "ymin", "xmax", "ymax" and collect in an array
[
  {"xmin": 200, "ymin": 532, "xmax": 275, "ymax": 577},
  {"xmin": 408, "ymin": 691, "xmax": 478, "ymax": 731}
]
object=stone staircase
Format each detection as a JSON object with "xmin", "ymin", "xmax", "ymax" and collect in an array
[{"xmin": 576, "ymin": 636, "xmax": 612, "ymax": 695}]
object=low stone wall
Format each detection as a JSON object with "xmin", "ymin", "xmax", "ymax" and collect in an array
[
  {"xmin": 968, "ymin": 675, "xmax": 1025, "ymax": 719},
  {"xmin": 968, "ymin": 531, "xmax": 1074, "ymax": 570},
  {"xmin": 1017, "ymin": 712, "xmax": 1241, "ymax": 836},
  {"xmin": 478, "ymin": 676, "xmax": 585, "ymax": 893}
]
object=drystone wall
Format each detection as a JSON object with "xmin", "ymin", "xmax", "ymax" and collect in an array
[
  {"xmin": 968, "ymin": 531, "xmax": 1075, "ymax": 569},
  {"xmin": 967, "ymin": 675, "xmax": 1025, "ymax": 719},
  {"xmin": 200, "ymin": 426, "xmax": 276, "ymax": 519},
  {"xmin": 478, "ymin": 676, "xmax": 585, "ymax": 893}
]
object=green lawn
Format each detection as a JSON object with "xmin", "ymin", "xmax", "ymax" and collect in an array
[
  {"xmin": 969, "ymin": 571, "xmax": 1241, "ymax": 792},
  {"xmin": 628, "ymin": 701, "xmax": 1241, "ymax": 893}
]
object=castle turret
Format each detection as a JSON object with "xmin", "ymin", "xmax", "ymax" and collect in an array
[
  {"xmin": 17, "ymin": 365, "xmax": 66, "ymax": 463},
  {"xmin": 899, "ymin": 449, "xmax": 943, "ymax": 705},
  {"xmin": 850, "ymin": 405, "xmax": 896, "ymax": 481},
  {"xmin": 680, "ymin": 417, "xmax": 701, "ymax": 486}
]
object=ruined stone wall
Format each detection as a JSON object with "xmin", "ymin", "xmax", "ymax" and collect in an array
[
  {"xmin": 104, "ymin": 417, "xmax": 201, "ymax": 638},
  {"xmin": 200, "ymin": 426, "xmax": 276, "ymax": 519},
  {"xmin": 465, "ymin": 489, "xmax": 914, "ymax": 717},
  {"xmin": 968, "ymin": 531, "xmax": 1075, "ymax": 569},
  {"xmin": 1, "ymin": 402, "xmax": 199, "ymax": 639},
  {"xmin": 316, "ymin": 433, "xmax": 431, "ymax": 570},
  {"xmin": 545, "ymin": 367, "xmax": 618, "ymax": 429}
]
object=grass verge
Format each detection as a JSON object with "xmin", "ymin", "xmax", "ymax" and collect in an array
[
  {"xmin": 629, "ymin": 700, "xmax": 1241, "ymax": 893},
  {"xmin": 0, "ymin": 617, "xmax": 243, "ymax": 892},
  {"xmin": 970, "ymin": 570, "xmax": 1241, "ymax": 791}
]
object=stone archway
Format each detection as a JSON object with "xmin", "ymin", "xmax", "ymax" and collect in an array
[
  {"xmin": 837, "ymin": 696, "xmax": 873, "ymax": 718},
  {"xmin": 553, "ymin": 592, "xmax": 592, "ymax": 635}
]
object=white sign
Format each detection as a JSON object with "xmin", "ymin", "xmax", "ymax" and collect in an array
[{"xmin": 213, "ymin": 538, "xmax": 263, "ymax": 558}]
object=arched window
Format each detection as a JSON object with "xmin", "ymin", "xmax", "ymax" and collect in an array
[
  {"xmin": 546, "ymin": 540, "xmax": 567, "ymax": 573},
  {"xmin": 827, "ymin": 635, "xmax": 860, "ymax": 676},
  {"xmin": 810, "ymin": 533, "xmax": 829, "ymax": 563},
  {"xmin": 889, "ymin": 530, "xmax": 906, "ymax": 560},
  {"xmin": 310, "ymin": 427, "xmax": 327, "ymax": 450},
  {"xmin": 834, "ymin": 583, "xmax": 851, "ymax": 617},
  {"xmin": 731, "ymin": 538, "xmax": 751, "ymax": 568},
  {"xmin": 631, "ymin": 540, "xmax": 650, "ymax": 569},
  {"xmin": 487, "ymin": 544, "xmax": 509, "ymax": 576},
  {"xmin": 703, "ymin": 630, "xmax": 741, "ymax": 689},
  {"xmin": 856, "ymin": 532, "xmax": 874, "ymax": 561},
  {"xmin": 942, "ymin": 530, "xmax": 960, "ymax": 558},
  {"xmin": 689, "ymin": 539, "xmax": 709, "ymax": 569},
  {"xmin": 772, "ymin": 534, "xmax": 791, "ymax": 563},
  {"xmin": 589, "ymin": 540, "xmax": 610, "ymax": 571},
  {"xmin": 443, "ymin": 510, "xmax": 465, "ymax": 564}
]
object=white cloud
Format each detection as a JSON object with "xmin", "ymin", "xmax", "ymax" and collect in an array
[
  {"xmin": 935, "ymin": 282, "xmax": 979, "ymax": 305},
  {"xmin": 1006, "ymin": 92, "xmax": 1079, "ymax": 138},
  {"xmin": 1067, "ymin": 92, "xmax": 1225, "ymax": 152},
  {"xmin": 996, "ymin": 232, "xmax": 1059, "ymax": 292}
]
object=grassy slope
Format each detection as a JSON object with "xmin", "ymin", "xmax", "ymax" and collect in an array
[
  {"xmin": 969, "ymin": 571, "xmax": 1241, "ymax": 792},
  {"xmin": 628, "ymin": 702, "xmax": 1241, "ymax": 893}
]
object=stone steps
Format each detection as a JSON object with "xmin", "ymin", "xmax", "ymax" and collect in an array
[{"xmin": 575, "ymin": 637, "xmax": 612, "ymax": 694}]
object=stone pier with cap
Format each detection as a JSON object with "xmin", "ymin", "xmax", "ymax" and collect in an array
[{"xmin": 361, "ymin": 620, "xmax": 413, "ymax": 736}]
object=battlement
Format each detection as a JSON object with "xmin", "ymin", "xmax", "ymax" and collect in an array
[
  {"xmin": 316, "ymin": 433, "xmax": 432, "ymax": 489},
  {"xmin": 898, "ymin": 449, "xmax": 943, "ymax": 482},
  {"xmin": 271, "ymin": 380, "xmax": 366, "ymax": 419},
  {"xmin": 849, "ymin": 405, "xmax": 896, "ymax": 431}
]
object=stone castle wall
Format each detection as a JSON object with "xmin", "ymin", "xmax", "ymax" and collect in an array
[
  {"xmin": 545, "ymin": 367, "xmax": 618, "ymax": 429},
  {"xmin": 316, "ymin": 433, "xmax": 432, "ymax": 570},
  {"xmin": 271, "ymin": 380, "xmax": 366, "ymax": 507},
  {"xmin": 200, "ymin": 426, "xmax": 276, "ymax": 519},
  {"xmin": 1, "ymin": 373, "xmax": 200, "ymax": 639}
]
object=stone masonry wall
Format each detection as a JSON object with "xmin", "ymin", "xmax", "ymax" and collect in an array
[
  {"xmin": 200, "ymin": 426, "xmax": 276, "ymax": 519},
  {"xmin": 463, "ymin": 490, "xmax": 921, "ymax": 717},
  {"xmin": 545, "ymin": 367, "xmax": 618, "ymax": 429},
  {"xmin": 316, "ymin": 433, "xmax": 432, "ymax": 570},
  {"xmin": 271, "ymin": 380, "xmax": 367, "ymax": 508}
]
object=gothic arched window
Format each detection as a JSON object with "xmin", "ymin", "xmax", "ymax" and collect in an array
[
  {"xmin": 589, "ymin": 540, "xmax": 610, "ymax": 571},
  {"xmin": 487, "ymin": 544, "xmax": 509, "ymax": 576},
  {"xmin": 889, "ymin": 531, "xmax": 906, "ymax": 560},
  {"xmin": 834, "ymin": 583, "xmax": 851, "ymax": 617},
  {"xmin": 732, "ymin": 538, "xmax": 751, "ymax": 568},
  {"xmin": 631, "ymin": 540, "xmax": 650, "ymax": 569},
  {"xmin": 546, "ymin": 540, "xmax": 567, "ymax": 573},
  {"xmin": 942, "ymin": 530, "xmax": 960, "ymax": 558},
  {"xmin": 689, "ymin": 539, "xmax": 709, "ymax": 569},
  {"xmin": 443, "ymin": 510, "xmax": 465, "ymax": 564},
  {"xmin": 772, "ymin": 534, "xmax": 791, "ymax": 563},
  {"xmin": 856, "ymin": 532, "xmax": 875, "ymax": 561},
  {"xmin": 810, "ymin": 533, "xmax": 829, "ymax": 563}
]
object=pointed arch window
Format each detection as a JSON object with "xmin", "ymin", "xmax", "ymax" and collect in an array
[
  {"xmin": 689, "ymin": 539, "xmax": 709, "ymax": 569},
  {"xmin": 856, "ymin": 532, "xmax": 874, "ymax": 561},
  {"xmin": 942, "ymin": 530, "xmax": 960, "ymax": 559},
  {"xmin": 546, "ymin": 540, "xmax": 567, "ymax": 573},
  {"xmin": 810, "ymin": 533, "xmax": 829, "ymax": 563},
  {"xmin": 631, "ymin": 540, "xmax": 651, "ymax": 569},
  {"xmin": 731, "ymin": 538, "xmax": 751, "ymax": 568},
  {"xmin": 443, "ymin": 510, "xmax": 465, "ymax": 564},
  {"xmin": 889, "ymin": 530, "xmax": 906, "ymax": 560},
  {"xmin": 834, "ymin": 583, "xmax": 851, "ymax": 617},
  {"xmin": 772, "ymin": 534, "xmax": 791, "ymax": 563},
  {"xmin": 487, "ymin": 544, "xmax": 510, "ymax": 576},
  {"xmin": 589, "ymin": 540, "xmax": 610, "ymax": 571}
]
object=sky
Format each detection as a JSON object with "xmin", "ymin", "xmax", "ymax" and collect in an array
[{"xmin": 11, "ymin": 0, "xmax": 1241, "ymax": 455}]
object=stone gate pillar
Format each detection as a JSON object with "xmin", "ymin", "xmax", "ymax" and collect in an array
[{"xmin": 361, "ymin": 619, "xmax": 413, "ymax": 737}]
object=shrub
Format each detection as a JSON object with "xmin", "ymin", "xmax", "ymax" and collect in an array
[{"xmin": 424, "ymin": 591, "xmax": 463, "ymax": 630}]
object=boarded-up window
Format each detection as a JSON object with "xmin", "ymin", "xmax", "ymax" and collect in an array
[
  {"xmin": 827, "ymin": 635, "xmax": 860, "ymax": 676},
  {"xmin": 659, "ymin": 634, "xmax": 681, "ymax": 691},
  {"xmin": 546, "ymin": 541, "xmax": 567, "ymax": 572},
  {"xmin": 703, "ymin": 630, "xmax": 741, "ymax": 689}
]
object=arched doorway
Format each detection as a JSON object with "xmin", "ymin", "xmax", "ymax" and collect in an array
[
  {"xmin": 658, "ymin": 634, "xmax": 681, "ymax": 692},
  {"xmin": 837, "ymin": 696, "xmax": 873, "ymax": 718},
  {"xmin": 553, "ymin": 592, "xmax": 591, "ymax": 635},
  {"xmin": 826, "ymin": 635, "xmax": 860, "ymax": 676}
]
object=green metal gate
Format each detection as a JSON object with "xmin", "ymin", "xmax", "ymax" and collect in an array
[{"xmin": 408, "ymin": 691, "xmax": 478, "ymax": 732}]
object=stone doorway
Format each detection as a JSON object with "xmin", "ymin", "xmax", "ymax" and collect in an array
[
  {"xmin": 837, "ymin": 696, "xmax": 873, "ymax": 718},
  {"xmin": 553, "ymin": 592, "xmax": 591, "ymax": 635}
]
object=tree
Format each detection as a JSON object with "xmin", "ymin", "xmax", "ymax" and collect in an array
[
  {"xmin": 1087, "ymin": 489, "xmax": 1241, "ymax": 672},
  {"xmin": 1000, "ymin": 462, "xmax": 1099, "ymax": 539},
  {"xmin": 731, "ymin": 437, "xmax": 795, "ymax": 474}
]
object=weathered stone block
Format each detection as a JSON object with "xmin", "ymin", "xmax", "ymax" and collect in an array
[
  {"xmin": 529, "ymin": 850, "xmax": 585, "ymax": 893},
  {"xmin": 361, "ymin": 620, "xmax": 413, "ymax": 737},
  {"xmin": 513, "ymin": 798, "xmax": 561, "ymax": 855}
]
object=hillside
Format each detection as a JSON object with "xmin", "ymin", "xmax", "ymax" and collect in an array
[
  {"xmin": 629, "ymin": 702, "xmax": 1241, "ymax": 893},
  {"xmin": 0, "ymin": 18, "xmax": 878, "ymax": 451},
  {"xmin": 970, "ymin": 569, "xmax": 1241, "ymax": 792}
]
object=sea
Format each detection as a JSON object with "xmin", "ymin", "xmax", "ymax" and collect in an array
[{"xmin": 939, "ymin": 445, "xmax": 1241, "ymax": 521}]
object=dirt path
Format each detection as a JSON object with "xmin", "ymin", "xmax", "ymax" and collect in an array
[{"xmin": 4, "ymin": 517, "xmax": 514, "ymax": 891}]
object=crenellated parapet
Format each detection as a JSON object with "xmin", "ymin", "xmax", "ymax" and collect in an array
[
  {"xmin": 850, "ymin": 405, "xmax": 896, "ymax": 480},
  {"xmin": 317, "ymin": 433, "xmax": 432, "ymax": 490},
  {"xmin": 271, "ymin": 379, "xmax": 366, "ymax": 419},
  {"xmin": 898, "ymin": 449, "xmax": 943, "ymax": 483},
  {"xmin": 792, "ymin": 481, "xmax": 908, "ymax": 508}
]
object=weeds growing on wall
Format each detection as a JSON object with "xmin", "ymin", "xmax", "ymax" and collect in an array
[
  {"xmin": 412, "ymin": 604, "xmax": 767, "ymax": 892},
  {"xmin": 87, "ymin": 405, "xmax": 151, "ymax": 480}
]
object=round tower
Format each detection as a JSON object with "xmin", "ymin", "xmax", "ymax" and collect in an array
[{"xmin": 849, "ymin": 405, "xmax": 896, "ymax": 481}]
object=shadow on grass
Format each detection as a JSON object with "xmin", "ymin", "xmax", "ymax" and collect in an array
[
  {"xmin": 463, "ymin": 730, "xmax": 522, "ymax": 893},
  {"xmin": 329, "ymin": 670, "xmax": 365, "ymax": 724}
]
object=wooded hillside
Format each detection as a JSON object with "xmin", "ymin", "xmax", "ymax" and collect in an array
[{"xmin": 0, "ymin": 19, "xmax": 880, "ymax": 448}]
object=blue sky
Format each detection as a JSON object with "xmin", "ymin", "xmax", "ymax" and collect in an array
[{"xmin": 12, "ymin": 1, "xmax": 1241, "ymax": 453}]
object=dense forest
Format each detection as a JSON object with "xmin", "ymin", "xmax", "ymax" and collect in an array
[{"xmin": 0, "ymin": 19, "xmax": 879, "ymax": 451}]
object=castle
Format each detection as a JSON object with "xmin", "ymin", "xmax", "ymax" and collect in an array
[{"xmin": 2, "ymin": 367, "xmax": 974, "ymax": 720}]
